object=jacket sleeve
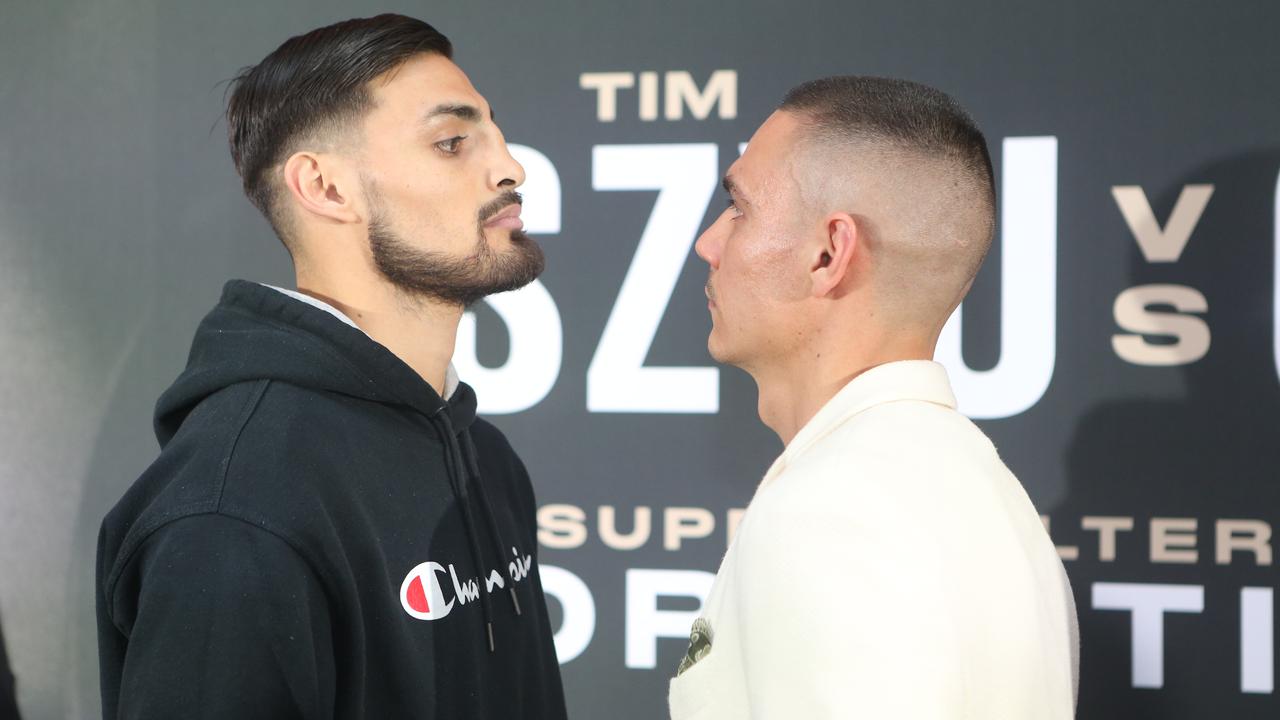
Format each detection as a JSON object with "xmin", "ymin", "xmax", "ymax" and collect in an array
[
  {"xmin": 104, "ymin": 513, "xmax": 335, "ymax": 720},
  {"xmin": 732, "ymin": 499, "xmax": 963, "ymax": 719}
]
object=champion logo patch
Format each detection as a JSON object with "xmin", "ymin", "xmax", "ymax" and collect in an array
[
  {"xmin": 405, "ymin": 575, "xmax": 431, "ymax": 613},
  {"xmin": 399, "ymin": 548, "xmax": 534, "ymax": 621}
]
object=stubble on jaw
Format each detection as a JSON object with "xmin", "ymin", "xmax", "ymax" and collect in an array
[{"xmin": 364, "ymin": 182, "xmax": 544, "ymax": 308}]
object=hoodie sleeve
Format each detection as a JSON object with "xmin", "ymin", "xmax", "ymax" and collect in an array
[
  {"xmin": 105, "ymin": 513, "xmax": 335, "ymax": 720},
  {"xmin": 0, "ymin": 610, "xmax": 19, "ymax": 720}
]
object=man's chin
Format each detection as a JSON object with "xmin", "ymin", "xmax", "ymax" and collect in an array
[
  {"xmin": 481, "ymin": 246, "xmax": 546, "ymax": 298},
  {"xmin": 706, "ymin": 334, "xmax": 731, "ymax": 364},
  {"xmin": 707, "ymin": 332, "xmax": 753, "ymax": 370}
]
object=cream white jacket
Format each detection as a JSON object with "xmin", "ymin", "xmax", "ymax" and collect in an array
[{"xmin": 669, "ymin": 361, "xmax": 1078, "ymax": 719}]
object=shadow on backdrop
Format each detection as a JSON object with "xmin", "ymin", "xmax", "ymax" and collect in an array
[{"xmin": 1067, "ymin": 149, "xmax": 1280, "ymax": 718}]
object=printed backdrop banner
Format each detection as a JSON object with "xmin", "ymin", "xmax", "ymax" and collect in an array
[{"xmin": 0, "ymin": 1, "xmax": 1276, "ymax": 718}]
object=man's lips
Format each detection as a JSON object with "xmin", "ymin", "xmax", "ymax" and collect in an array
[{"xmin": 484, "ymin": 203, "xmax": 524, "ymax": 230}]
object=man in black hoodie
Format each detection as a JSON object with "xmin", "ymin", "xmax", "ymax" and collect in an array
[{"xmin": 96, "ymin": 14, "xmax": 567, "ymax": 720}]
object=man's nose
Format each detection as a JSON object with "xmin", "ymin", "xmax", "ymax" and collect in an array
[
  {"xmin": 694, "ymin": 219, "xmax": 722, "ymax": 269},
  {"xmin": 491, "ymin": 140, "xmax": 526, "ymax": 190}
]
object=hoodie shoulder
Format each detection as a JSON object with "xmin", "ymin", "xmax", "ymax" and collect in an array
[
  {"xmin": 101, "ymin": 379, "xmax": 272, "ymax": 599},
  {"xmin": 154, "ymin": 281, "xmax": 453, "ymax": 444}
]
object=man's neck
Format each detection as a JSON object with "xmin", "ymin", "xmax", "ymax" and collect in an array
[
  {"xmin": 294, "ymin": 272, "xmax": 462, "ymax": 397},
  {"xmin": 755, "ymin": 364, "xmax": 854, "ymax": 448},
  {"xmin": 753, "ymin": 333, "xmax": 934, "ymax": 447}
]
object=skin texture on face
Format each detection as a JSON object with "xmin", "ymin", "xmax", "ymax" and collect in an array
[
  {"xmin": 358, "ymin": 53, "xmax": 542, "ymax": 306},
  {"xmin": 695, "ymin": 112, "xmax": 813, "ymax": 375},
  {"xmin": 365, "ymin": 182, "xmax": 543, "ymax": 307}
]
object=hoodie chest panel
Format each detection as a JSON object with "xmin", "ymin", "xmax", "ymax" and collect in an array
[
  {"xmin": 308, "ymin": 410, "xmax": 549, "ymax": 711},
  {"xmin": 306, "ymin": 412, "xmax": 525, "ymax": 606}
]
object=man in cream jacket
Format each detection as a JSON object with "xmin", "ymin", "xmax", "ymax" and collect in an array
[{"xmin": 669, "ymin": 77, "xmax": 1079, "ymax": 719}]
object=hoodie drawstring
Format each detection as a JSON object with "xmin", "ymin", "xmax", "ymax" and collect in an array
[
  {"xmin": 430, "ymin": 407, "xmax": 498, "ymax": 653},
  {"xmin": 430, "ymin": 407, "xmax": 522, "ymax": 653},
  {"xmin": 460, "ymin": 431, "xmax": 523, "ymax": 618}
]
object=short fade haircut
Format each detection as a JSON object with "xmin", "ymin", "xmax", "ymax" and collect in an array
[
  {"xmin": 225, "ymin": 14, "xmax": 452, "ymax": 241},
  {"xmin": 780, "ymin": 76, "xmax": 996, "ymax": 251}
]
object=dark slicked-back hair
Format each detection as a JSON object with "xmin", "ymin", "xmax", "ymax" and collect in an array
[
  {"xmin": 226, "ymin": 14, "xmax": 452, "ymax": 240},
  {"xmin": 780, "ymin": 75, "xmax": 996, "ymax": 234}
]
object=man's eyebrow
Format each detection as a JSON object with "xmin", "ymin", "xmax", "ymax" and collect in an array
[
  {"xmin": 723, "ymin": 175, "xmax": 749, "ymax": 204},
  {"xmin": 423, "ymin": 103, "xmax": 483, "ymax": 123}
]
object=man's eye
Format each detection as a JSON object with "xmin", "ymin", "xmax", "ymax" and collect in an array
[
  {"xmin": 435, "ymin": 135, "xmax": 467, "ymax": 154},
  {"xmin": 726, "ymin": 197, "xmax": 743, "ymax": 218}
]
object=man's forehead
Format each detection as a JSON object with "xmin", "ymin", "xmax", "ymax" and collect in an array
[
  {"xmin": 747, "ymin": 112, "xmax": 802, "ymax": 160},
  {"xmin": 731, "ymin": 114, "xmax": 804, "ymax": 201}
]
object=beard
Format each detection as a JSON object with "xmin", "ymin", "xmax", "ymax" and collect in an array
[{"xmin": 366, "ymin": 185, "xmax": 545, "ymax": 307}]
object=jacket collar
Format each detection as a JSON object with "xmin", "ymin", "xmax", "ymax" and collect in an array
[{"xmin": 762, "ymin": 360, "xmax": 957, "ymax": 486}]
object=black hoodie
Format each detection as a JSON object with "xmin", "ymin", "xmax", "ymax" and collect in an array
[
  {"xmin": 0, "ymin": 612, "xmax": 19, "ymax": 720},
  {"xmin": 96, "ymin": 280, "xmax": 567, "ymax": 720}
]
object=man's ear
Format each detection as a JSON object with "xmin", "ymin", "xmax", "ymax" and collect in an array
[
  {"xmin": 281, "ymin": 151, "xmax": 362, "ymax": 225},
  {"xmin": 809, "ymin": 212, "xmax": 859, "ymax": 298}
]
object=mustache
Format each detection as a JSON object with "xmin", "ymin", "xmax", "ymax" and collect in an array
[{"xmin": 478, "ymin": 190, "xmax": 523, "ymax": 223}]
